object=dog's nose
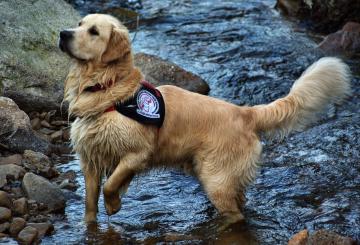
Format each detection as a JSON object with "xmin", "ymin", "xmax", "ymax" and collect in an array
[{"xmin": 60, "ymin": 30, "xmax": 73, "ymax": 40}]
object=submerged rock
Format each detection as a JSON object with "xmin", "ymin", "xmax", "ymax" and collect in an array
[
  {"xmin": 0, "ymin": 97, "xmax": 50, "ymax": 154},
  {"xmin": 22, "ymin": 173, "xmax": 65, "ymax": 213}
]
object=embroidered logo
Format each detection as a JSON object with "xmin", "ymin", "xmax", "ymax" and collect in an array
[{"xmin": 136, "ymin": 90, "xmax": 160, "ymax": 118}]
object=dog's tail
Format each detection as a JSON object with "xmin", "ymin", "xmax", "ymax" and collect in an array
[{"xmin": 252, "ymin": 57, "xmax": 351, "ymax": 138}]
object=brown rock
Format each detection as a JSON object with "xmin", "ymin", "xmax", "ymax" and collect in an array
[
  {"xmin": 0, "ymin": 232, "xmax": 7, "ymax": 238},
  {"xmin": 0, "ymin": 207, "xmax": 12, "ymax": 222},
  {"xmin": 308, "ymin": 230, "xmax": 355, "ymax": 245},
  {"xmin": 288, "ymin": 229, "xmax": 308, "ymax": 245},
  {"xmin": 0, "ymin": 191, "xmax": 12, "ymax": 209},
  {"xmin": 134, "ymin": 53, "xmax": 210, "ymax": 95},
  {"xmin": 40, "ymin": 120, "xmax": 52, "ymax": 129},
  {"xmin": 50, "ymin": 130, "xmax": 63, "ymax": 143},
  {"xmin": 62, "ymin": 128, "xmax": 70, "ymax": 141},
  {"xmin": 0, "ymin": 154, "xmax": 22, "ymax": 166},
  {"xmin": 0, "ymin": 164, "xmax": 26, "ymax": 188},
  {"xmin": 0, "ymin": 222, "xmax": 10, "ymax": 233},
  {"xmin": 319, "ymin": 22, "xmax": 360, "ymax": 57},
  {"xmin": 17, "ymin": 226, "xmax": 38, "ymax": 245},
  {"xmin": 27, "ymin": 223, "xmax": 54, "ymax": 239},
  {"xmin": 30, "ymin": 118, "xmax": 41, "ymax": 130},
  {"xmin": 9, "ymin": 217, "xmax": 26, "ymax": 236},
  {"xmin": 39, "ymin": 112, "xmax": 47, "ymax": 120},
  {"xmin": 13, "ymin": 198, "xmax": 28, "ymax": 216}
]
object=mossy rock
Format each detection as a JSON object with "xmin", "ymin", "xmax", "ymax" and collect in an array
[{"xmin": 0, "ymin": 0, "xmax": 80, "ymax": 113}]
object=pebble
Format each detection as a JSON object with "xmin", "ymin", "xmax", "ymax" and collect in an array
[
  {"xmin": 27, "ymin": 222, "xmax": 54, "ymax": 239},
  {"xmin": 13, "ymin": 197, "xmax": 28, "ymax": 216},
  {"xmin": 0, "ymin": 207, "xmax": 12, "ymax": 222},
  {"xmin": 0, "ymin": 222, "xmax": 10, "ymax": 233},
  {"xmin": 0, "ymin": 191, "xmax": 12, "ymax": 209},
  {"xmin": 9, "ymin": 217, "xmax": 26, "ymax": 236},
  {"xmin": 17, "ymin": 226, "xmax": 38, "ymax": 245}
]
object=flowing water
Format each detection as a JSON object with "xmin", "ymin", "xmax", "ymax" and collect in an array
[{"xmin": 44, "ymin": 0, "xmax": 360, "ymax": 244}]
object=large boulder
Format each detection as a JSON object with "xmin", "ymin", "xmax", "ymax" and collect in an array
[
  {"xmin": 276, "ymin": 0, "xmax": 360, "ymax": 33},
  {"xmin": 22, "ymin": 172, "xmax": 65, "ymax": 213},
  {"xmin": 0, "ymin": 0, "xmax": 79, "ymax": 113},
  {"xmin": 0, "ymin": 97, "xmax": 50, "ymax": 154},
  {"xmin": 134, "ymin": 53, "xmax": 210, "ymax": 95}
]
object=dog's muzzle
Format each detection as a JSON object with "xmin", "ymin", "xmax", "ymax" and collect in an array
[{"xmin": 59, "ymin": 30, "xmax": 74, "ymax": 53}]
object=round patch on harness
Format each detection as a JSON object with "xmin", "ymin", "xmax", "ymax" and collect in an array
[{"xmin": 136, "ymin": 90, "xmax": 160, "ymax": 118}]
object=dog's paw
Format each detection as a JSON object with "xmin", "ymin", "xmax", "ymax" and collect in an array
[{"xmin": 104, "ymin": 192, "xmax": 122, "ymax": 216}]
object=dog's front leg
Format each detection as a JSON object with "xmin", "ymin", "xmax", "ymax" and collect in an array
[
  {"xmin": 103, "ymin": 152, "xmax": 147, "ymax": 216},
  {"xmin": 84, "ymin": 167, "xmax": 102, "ymax": 223}
]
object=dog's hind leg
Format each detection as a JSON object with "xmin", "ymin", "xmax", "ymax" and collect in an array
[
  {"xmin": 84, "ymin": 166, "xmax": 102, "ymax": 223},
  {"xmin": 103, "ymin": 152, "xmax": 149, "ymax": 216},
  {"xmin": 199, "ymin": 170, "xmax": 246, "ymax": 230}
]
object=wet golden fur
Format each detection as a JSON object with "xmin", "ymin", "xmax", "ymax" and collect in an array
[{"xmin": 61, "ymin": 14, "xmax": 351, "ymax": 225}]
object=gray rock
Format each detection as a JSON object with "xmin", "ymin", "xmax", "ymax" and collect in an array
[
  {"xmin": 0, "ymin": 207, "xmax": 12, "ymax": 222},
  {"xmin": 9, "ymin": 217, "xmax": 26, "ymax": 237},
  {"xmin": 17, "ymin": 226, "xmax": 38, "ymax": 245},
  {"xmin": 0, "ymin": 154, "xmax": 22, "ymax": 166},
  {"xmin": 0, "ymin": 97, "xmax": 50, "ymax": 154},
  {"xmin": 0, "ymin": 0, "xmax": 80, "ymax": 113},
  {"xmin": 0, "ymin": 164, "xmax": 26, "ymax": 188},
  {"xmin": 134, "ymin": 53, "xmax": 210, "ymax": 95},
  {"xmin": 22, "ymin": 172, "xmax": 65, "ymax": 213},
  {"xmin": 13, "ymin": 197, "xmax": 28, "ymax": 216},
  {"xmin": 22, "ymin": 150, "xmax": 58, "ymax": 179},
  {"xmin": 27, "ymin": 223, "xmax": 54, "ymax": 239},
  {"xmin": 0, "ymin": 191, "xmax": 12, "ymax": 209}
]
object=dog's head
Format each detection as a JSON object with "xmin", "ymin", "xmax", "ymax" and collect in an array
[{"xmin": 59, "ymin": 14, "xmax": 131, "ymax": 63}]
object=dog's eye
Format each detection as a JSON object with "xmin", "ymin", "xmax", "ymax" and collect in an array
[
  {"xmin": 78, "ymin": 22, "xmax": 82, "ymax": 26},
  {"xmin": 89, "ymin": 26, "xmax": 99, "ymax": 36}
]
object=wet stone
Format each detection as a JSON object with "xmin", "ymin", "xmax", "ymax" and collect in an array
[
  {"xmin": 17, "ymin": 226, "xmax": 38, "ymax": 245},
  {"xmin": 27, "ymin": 223, "xmax": 54, "ymax": 239},
  {"xmin": 13, "ymin": 197, "xmax": 28, "ymax": 216},
  {"xmin": 0, "ymin": 222, "xmax": 10, "ymax": 233},
  {"xmin": 9, "ymin": 217, "xmax": 26, "ymax": 237},
  {"xmin": 30, "ymin": 118, "xmax": 41, "ymax": 130},
  {"xmin": 0, "ymin": 191, "xmax": 12, "ymax": 209},
  {"xmin": 0, "ymin": 207, "xmax": 12, "ymax": 222},
  {"xmin": 0, "ymin": 154, "xmax": 22, "ymax": 166}
]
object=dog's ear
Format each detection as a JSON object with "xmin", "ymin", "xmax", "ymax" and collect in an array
[{"xmin": 101, "ymin": 26, "xmax": 131, "ymax": 63}]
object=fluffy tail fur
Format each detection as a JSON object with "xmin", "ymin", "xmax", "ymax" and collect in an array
[{"xmin": 252, "ymin": 57, "xmax": 351, "ymax": 138}]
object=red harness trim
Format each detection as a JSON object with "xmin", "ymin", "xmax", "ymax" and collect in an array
[{"xmin": 86, "ymin": 80, "xmax": 159, "ymax": 114}]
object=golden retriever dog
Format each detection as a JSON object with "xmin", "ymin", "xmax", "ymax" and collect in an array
[{"xmin": 59, "ymin": 14, "xmax": 351, "ymax": 227}]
